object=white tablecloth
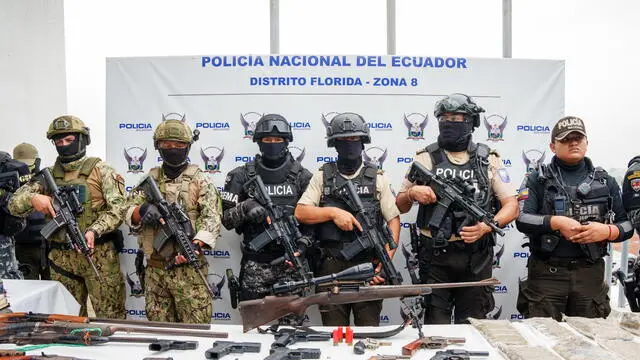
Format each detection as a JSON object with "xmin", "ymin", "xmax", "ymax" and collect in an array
[
  {"xmin": 0, "ymin": 323, "xmax": 507, "ymax": 360},
  {"xmin": 3, "ymin": 280, "xmax": 80, "ymax": 315}
]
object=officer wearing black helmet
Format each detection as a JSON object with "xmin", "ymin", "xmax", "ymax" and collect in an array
[
  {"xmin": 221, "ymin": 114, "xmax": 313, "ymax": 325},
  {"xmin": 396, "ymin": 94, "xmax": 519, "ymax": 324},
  {"xmin": 295, "ymin": 112, "xmax": 401, "ymax": 326},
  {"xmin": 623, "ymin": 156, "xmax": 640, "ymax": 228},
  {"xmin": 516, "ymin": 116, "xmax": 633, "ymax": 320}
]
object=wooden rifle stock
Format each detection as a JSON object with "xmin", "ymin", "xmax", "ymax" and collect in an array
[{"xmin": 239, "ymin": 278, "xmax": 499, "ymax": 332}]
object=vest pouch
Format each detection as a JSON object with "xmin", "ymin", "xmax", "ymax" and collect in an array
[
  {"xmin": 540, "ymin": 233, "xmax": 560, "ymax": 253},
  {"xmin": 96, "ymin": 229, "xmax": 125, "ymax": 252},
  {"xmin": 581, "ymin": 243, "xmax": 606, "ymax": 262}
]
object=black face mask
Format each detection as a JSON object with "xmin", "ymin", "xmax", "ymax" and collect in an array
[
  {"xmin": 258, "ymin": 142, "xmax": 288, "ymax": 161},
  {"xmin": 159, "ymin": 148, "xmax": 189, "ymax": 167},
  {"xmin": 55, "ymin": 136, "xmax": 86, "ymax": 163},
  {"xmin": 335, "ymin": 140, "xmax": 363, "ymax": 175},
  {"xmin": 437, "ymin": 121, "xmax": 474, "ymax": 152}
]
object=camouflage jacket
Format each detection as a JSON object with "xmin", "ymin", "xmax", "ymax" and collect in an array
[
  {"xmin": 8, "ymin": 156, "xmax": 127, "ymax": 237},
  {"xmin": 124, "ymin": 165, "xmax": 222, "ymax": 255}
]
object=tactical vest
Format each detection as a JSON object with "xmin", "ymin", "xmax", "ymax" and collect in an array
[
  {"xmin": 241, "ymin": 157, "xmax": 304, "ymax": 255},
  {"xmin": 140, "ymin": 165, "xmax": 201, "ymax": 260},
  {"xmin": 50, "ymin": 157, "xmax": 101, "ymax": 244},
  {"xmin": 532, "ymin": 159, "xmax": 612, "ymax": 260},
  {"xmin": 14, "ymin": 211, "xmax": 45, "ymax": 246},
  {"xmin": 416, "ymin": 143, "xmax": 494, "ymax": 240},
  {"xmin": 318, "ymin": 162, "xmax": 381, "ymax": 261}
]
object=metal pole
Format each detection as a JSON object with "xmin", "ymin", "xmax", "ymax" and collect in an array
[
  {"xmin": 619, "ymin": 241, "xmax": 630, "ymax": 307},
  {"xmin": 387, "ymin": 0, "xmax": 396, "ymax": 55},
  {"xmin": 502, "ymin": 0, "xmax": 512, "ymax": 58},
  {"xmin": 270, "ymin": 0, "xmax": 279, "ymax": 54}
]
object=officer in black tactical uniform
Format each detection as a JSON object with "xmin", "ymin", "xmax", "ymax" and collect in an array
[
  {"xmin": 12, "ymin": 143, "xmax": 49, "ymax": 280},
  {"xmin": 516, "ymin": 116, "xmax": 633, "ymax": 320},
  {"xmin": 295, "ymin": 112, "xmax": 401, "ymax": 326},
  {"xmin": 396, "ymin": 94, "xmax": 519, "ymax": 324},
  {"xmin": 221, "ymin": 114, "xmax": 313, "ymax": 324}
]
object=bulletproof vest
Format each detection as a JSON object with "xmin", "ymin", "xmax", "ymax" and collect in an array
[
  {"xmin": 533, "ymin": 159, "xmax": 612, "ymax": 260},
  {"xmin": 50, "ymin": 157, "xmax": 101, "ymax": 244},
  {"xmin": 318, "ymin": 162, "xmax": 381, "ymax": 260},
  {"xmin": 140, "ymin": 165, "xmax": 200, "ymax": 259},
  {"xmin": 14, "ymin": 211, "xmax": 46, "ymax": 246},
  {"xmin": 416, "ymin": 142, "xmax": 494, "ymax": 236},
  {"xmin": 241, "ymin": 156, "xmax": 303, "ymax": 252}
]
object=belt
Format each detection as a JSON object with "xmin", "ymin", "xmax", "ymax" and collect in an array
[
  {"xmin": 419, "ymin": 228, "xmax": 462, "ymax": 242},
  {"xmin": 532, "ymin": 255, "xmax": 596, "ymax": 269}
]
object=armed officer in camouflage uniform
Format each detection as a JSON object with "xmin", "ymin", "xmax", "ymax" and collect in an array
[
  {"xmin": 0, "ymin": 151, "xmax": 31, "ymax": 280},
  {"xmin": 295, "ymin": 112, "xmax": 401, "ymax": 326},
  {"xmin": 125, "ymin": 118, "xmax": 222, "ymax": 324},
  {"xmin": 8, "ymin": 116, "xmax": 126, "ymax": 318},
  {"xmin": 516, "ymin": 116, "xmax": 632, "ymax": 320},
  {"xmin": 221, "ymin": 114, "xmax": 313, "ymax": 325},
  {"xmin": 396, "ymin": 94, "xmax": 519, "ymax": 324},
  {"xmin": 12, "ymin": 143, "xmax": 49, "ymax": 280}
]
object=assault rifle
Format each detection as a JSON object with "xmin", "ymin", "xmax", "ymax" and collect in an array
[
  {"xmin": 0, "ymin": 312, "xmax": 214, "ymax": 330},
  {"xmin": 239, "ymin": 277, "xmax": 499, "ymax": 331},
  {"xmin": 407, "ymin": 161, "xmax": 505, "ymax": 236},
  {"xmin": 39, "ymin": 168, "xmax": 101, "ymax": 281},
  {"xmin": 244, "ymin": 175, "xmax": 312, "ymax": 282},
  {"xmin": 332, "ymin": 180, "xmax": 401, "ymax": 284},
  {"xmin": 402, "ymin": 224, "xmax": 421, "ymax": 284},
  {"xmin": 135, "ymin": 175, "xmax": 214, "ymax": 297}
]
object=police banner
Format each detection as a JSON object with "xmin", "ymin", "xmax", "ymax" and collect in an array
[{"xmin": 106, "ymin": 55, "xmax": 564, "ymax": 324}]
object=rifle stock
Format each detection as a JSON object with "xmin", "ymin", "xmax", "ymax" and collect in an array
[{"xmin": 239, "ymin": 278, "xmax": 499, "ymax": 332}]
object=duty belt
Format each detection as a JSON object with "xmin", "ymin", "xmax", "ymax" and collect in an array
[{"xmin": 532, "ymin": 254, "xmax": 599, "ymax": 269}]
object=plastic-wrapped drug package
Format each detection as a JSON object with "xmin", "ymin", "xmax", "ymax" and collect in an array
[
  {"xmin": 469, "ymin": 319, "xmax": 528, "ymax": 346},
  {"xmin": 564, "ymin": 316, "xmax": 634, "ymax": 341},
  {"xmin": 553, "ymin": 338, "xmax": 623, "ymax": 360},
  {"xmin": 497, "ymin": 344, "xmax": 563, "ymax": 360},
  {"xmin": 523, "ymin": 317, "xmax": 576, "ymax": 342}
]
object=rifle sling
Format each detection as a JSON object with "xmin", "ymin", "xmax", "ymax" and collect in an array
[
  {"xmin": 49, "ymin": 261, "xmax": 84, "ymax": 282},
  {"xmin": 257, "ymin": 322, "xmax": 407, "ymax": 339}
]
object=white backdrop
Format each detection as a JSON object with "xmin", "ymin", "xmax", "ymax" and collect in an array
[{"xmin": 106, "ymin": 55, "xmax": 564, "ymax": 324}]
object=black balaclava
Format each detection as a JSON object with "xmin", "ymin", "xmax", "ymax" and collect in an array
[
  {"xmin": 258, "ymin": 140, "xmax": 289, "ymax": 168},
  {"xmin": 160, "ymin": 147, "xmax": 189, "ymax": 179},
  {"xmin": 437, "ymin": 119, "xmax": 474, "ymax": 152},
  {"xmin": 53, "ymin": 133, "xmax": 87, "ymax": 163},
  {"xmin": 335, "ymin": 139, "xmax": 363, "ymax": 175}
]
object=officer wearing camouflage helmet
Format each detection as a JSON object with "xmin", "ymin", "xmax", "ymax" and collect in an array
[
  {"xmin": 12, "ymin": 143, "xmax": 49, "ymax": 280},
  {"xmin": 221, "ymin": 113, "xmax": 313, "ymax": 325},
  {"xmin": 9, "ymin": 115, "xmax": 126, "ymax": 318},
  {"xmin": 396, "ymin": 94, "xmax": 519, "ymax": 324},
  {"xmin": 295, "ymin": 112, "xmax": 401, "ymax": 326},
  {"xmin": 125, "ymin": 115, "xmax": 222, "ymax": 324}
]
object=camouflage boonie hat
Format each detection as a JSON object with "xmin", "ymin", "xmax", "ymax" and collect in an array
[
  {"xmin": 12, "ymin": 143, "xmax": 39, "ymax": 166},
  {"xmin": 153, "ymin": 119, "xmax": 194, "ymax": 146},
  {"xmin": 46, "ymin": 115, "xmax": 90, "ymax": 140}
]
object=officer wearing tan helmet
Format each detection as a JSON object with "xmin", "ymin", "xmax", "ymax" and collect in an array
[
  {"xmin": 124, "ymin": 115, "xmax": 222, "ymax": 324},
  {"xmin": 12, "ymin": 143, "xmax": 49, "ymax": 280},
  {"xmin": 9, "ymin": 115, "xmax": 127, "ymax": 318}
]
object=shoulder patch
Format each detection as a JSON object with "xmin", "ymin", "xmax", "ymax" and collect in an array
[{"xmin": 497, "ymin": 168, "xmax": 511, "ymax": 183}]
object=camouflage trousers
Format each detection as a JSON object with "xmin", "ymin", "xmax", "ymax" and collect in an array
[
  {"xmin": 239, "ymin": 258, "xmax": 306, "ymax": 326},
  {"xmin": 145, "ymin": 262, "xmax": 212, "ymax": 324},
  {"xmin": 0, "ymin": 236, "xmax": 22, "ymax": 280},
  {"xmin": 15, "ymin": 245, "xmax": 50, "ymax": 280},
  {"xmin": 49, "ymin": 242, "xmax": 125, "ymax": 318}
]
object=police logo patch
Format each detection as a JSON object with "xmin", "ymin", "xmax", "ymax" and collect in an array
[
  {"xmin": 632, "ymin": 179, "xmax": 640, "ymax": 192},
  {"xmin": 497, "ymin": 168, "xmax": 511, "ymax": 183},
  {"xmin": 224, "ymin": 175, "xmax": 232, "ymax": 185}
]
